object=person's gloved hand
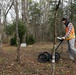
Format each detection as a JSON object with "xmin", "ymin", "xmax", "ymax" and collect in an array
[{"xmin": 62, "ymin": 37, "xmax": 65, "ymax": 39}]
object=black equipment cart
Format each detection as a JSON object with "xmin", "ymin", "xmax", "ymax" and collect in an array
[{"xmin": 38, "ymin": 37, "xmax": 64, "ymax": 63}]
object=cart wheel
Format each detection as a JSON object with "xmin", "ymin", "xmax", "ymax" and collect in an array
[
  {"xmin": 38, "ymin": 53, "xmax": 48, "ymax": 63},
  {"xmin": 43, "ymin": 52, "xmax": 51, "ymax": 61},
  {"xmin": 49, "ymin": 52, "xmax": 60, "ymax": 63},
  {"xmin": 55, "ymin": 52, "xmax": 60, "ymax": 62}
]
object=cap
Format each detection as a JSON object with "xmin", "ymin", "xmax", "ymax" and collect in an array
[{"xmin": 61, "ymin": 17, "xmax": 67, "ymax": 21}]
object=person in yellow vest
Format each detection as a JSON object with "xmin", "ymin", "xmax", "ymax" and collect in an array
[{"xmin": 61, "ymin": 17, "xmax": 76, "ymax": 61}]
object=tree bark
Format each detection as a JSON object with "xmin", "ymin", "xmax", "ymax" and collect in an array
[
  {"xmin": 14, "ymin": 0, "xmax": 20, "ymax": 64},
  {"xmin": 21, "ymin": 0, "xmax": 29, "ymax": 42},
  {"xmin": 51, "ymin": 0, "xmax": 61, "ymax": 75},
  {"xmin": 0, "ymin": 9, "xmax": 2, "ymax": 49}
]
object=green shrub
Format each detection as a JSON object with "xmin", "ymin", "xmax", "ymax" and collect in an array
[
  {"xmin": 10, "ymin": 34, "xmax": 35, "ymax": 46},
  {"xmin": 10, "ymin": 37, "xmax": 16, "ymax": 46},
  {"xmin": 6, "ymin": 20, "xmax": 26, "ymax": 45}
]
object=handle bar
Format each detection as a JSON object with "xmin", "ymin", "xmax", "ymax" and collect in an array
[
  {"xmin": 57, "ymin": 37, "xmax": 64, "ymax": 41},
  {"xmin": 55, "ymin": 37, "xmax": 64, "ymax": 51}
]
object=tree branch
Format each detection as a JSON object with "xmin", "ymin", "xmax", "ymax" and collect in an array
[
  {"xmin": 56, "ymin": 0, "xmax": 61, "ymax": 10},
  {"xmin": 5, "ymin": 1, "xmax": 14, "ymax": 16}
]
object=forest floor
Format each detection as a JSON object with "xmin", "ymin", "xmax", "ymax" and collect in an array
[{"xmin": 0, "ymin": 41, "xmax": 76, "ymax": 75}]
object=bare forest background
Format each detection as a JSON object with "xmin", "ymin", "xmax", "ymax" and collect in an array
[{"xmin": 0, "ymin": 0, "xmax": 76, "ymax": 44}]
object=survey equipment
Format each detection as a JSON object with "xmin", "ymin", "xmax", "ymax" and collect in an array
[{"xmin": 38, "ymin": 37, "xmax": 64, "ymax": 63}]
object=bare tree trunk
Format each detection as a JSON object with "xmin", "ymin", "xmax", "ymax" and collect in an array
[
  {"xmin": 0, "ymin": 8, "xmax": 2, "ymax": 49},
  {"xmin": 2, "ymin": 1, "xmax": 14, "ymax": 43},
  {"xmin": 2, "ymin": 13, "xmax": 7, "ymax": 42},
  {"xmin": 14, "ymin": 0, "xmax": 20, "ymax": 64},
  {"xmin": 21, "ymin": 0, "xmax": 26, "ymax": 24},
  {"xmin": 21, "ymin": 0, "xmax": 26, "ymax": 42},
  {"xmin": 60, "ymin": 0, "xmax": 64, "ymax": 53},
  {"xmin": 70, "ymin": 0, "xmax": 73, "ymax": 22},
  {"xmin": 39, "ymin": 0, "xmax": 50, "ymax": 42},
  {"xmin": 51, "ymin": 0, "xmax": 61, "ymax": 75},
  {"xmin": 21, "ymin": 0, "xmax": 29, "ymax": 43}
]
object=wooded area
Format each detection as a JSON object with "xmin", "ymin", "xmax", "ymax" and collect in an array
[
  {"xmin": 0, "ymin": 0, "xmax": 76, "ymax": 75},
  {"xmin": 0, "ymin": 0, "xmax": 76, "ymax": 43}
]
